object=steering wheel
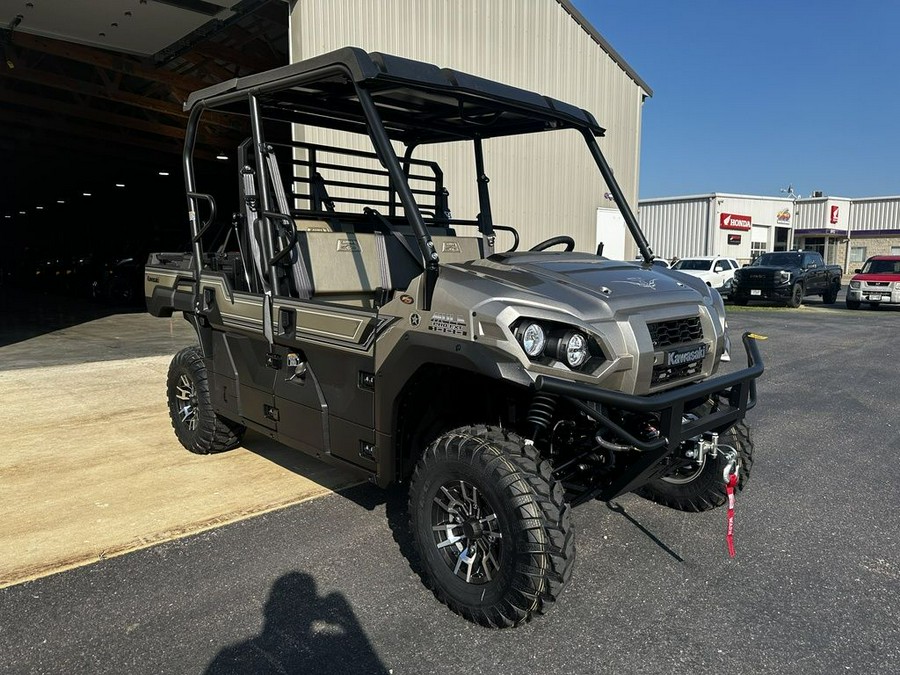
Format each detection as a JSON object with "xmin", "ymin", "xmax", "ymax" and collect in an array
[{"xmin": 529, "ymin": 235, "xmax": 575, "ymax": 252}]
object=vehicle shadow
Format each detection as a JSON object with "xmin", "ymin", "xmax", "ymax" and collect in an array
[
  {"xmin": 339, "ymin": 482, "xmax": 428, "ymax": 586},
  {"xmin": 204, "ymin": 570, "xmax": 390, "ymax": 675}
]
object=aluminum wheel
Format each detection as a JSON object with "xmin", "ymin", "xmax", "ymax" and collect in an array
[
  {"xmin": 174, "ymin": 373, "xmax": 199, "ymax": 431},
  {"xmin": 431, "ymin": 479, "xmax": 503, "ymax": 585}
]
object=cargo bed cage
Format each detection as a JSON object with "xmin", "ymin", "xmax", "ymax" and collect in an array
[
  {"xmin": 180, "ymin": 46, "xmax": 656, "ymax": 310},
  {"xmin": 254, "ymin": 139, "xmax": 451, "ymax": 224}
]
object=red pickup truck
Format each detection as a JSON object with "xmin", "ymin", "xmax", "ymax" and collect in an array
[{"xmin": 846, "ymin": 255, "xmax": 900, "ymax": 309}]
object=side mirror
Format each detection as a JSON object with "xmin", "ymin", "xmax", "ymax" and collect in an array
[
  {"xmin": 854, "ymin": 268, "xmax": 861, "ymax": 273},
  {"xmin": 742, "ymin": 264, "xmax": 749, "ymax": 268}
]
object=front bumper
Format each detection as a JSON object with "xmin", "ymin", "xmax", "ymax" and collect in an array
[
  {"xmin": 847, "ymin": 286, "xmax": 900, "ymax": 304},
  {"xmin": 535, "ymin": 332, "xmax": 764, "ymax": 500},
  {"xmin": 732, "ymin": 284, "xmax": 792, "ymax": 301}
]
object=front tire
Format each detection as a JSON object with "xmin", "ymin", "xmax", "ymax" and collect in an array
[
  {"xmin": 167, "ymin": 346, "xmax": 245, "ymax": 454},
  {"xmin": 846, "ymin": 299, "xmax": 860, "ymax": 310},
  {"xmin": 732, "ymin": 296, "xmax": 749, "ymax": 306},
  {"xmin": 787, "ymin": 283, "xmax": 803, "ymax": 308},
  {"xmin": 823, "ymin": 284, "xmax": 838, "ymax": 304},
  {"xmin": 636, "ymin": 422, "xmax": 753, "ymax": 512},
  {"xmin": 409, "ymin": 426, "xmax": 574, "ymax": 628}
]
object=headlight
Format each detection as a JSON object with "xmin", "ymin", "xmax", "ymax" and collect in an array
[
  {"xmin": 779, "ymin": 270, "xmax": 791, "ymax": 283},
  {"xmin": 558, "ymin": 331, "xmax": 589, "ymax": 368},
  {"xmin": 893, "ymin": 282, "xmax": 900, "ymax": 290},
  {"xmin": 517, "ymin": 322, "xmax": 546, "ymax": 357},
  {"xmin": 850, "ymin": 280, "xmax": 860, "ymax": 289}
]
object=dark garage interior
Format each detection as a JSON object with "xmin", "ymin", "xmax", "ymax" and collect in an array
[{"xmin": 0, "ymin": 0, "xmax": 289, "ymax": 299}]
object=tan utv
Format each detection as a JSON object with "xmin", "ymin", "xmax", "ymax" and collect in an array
[{"xmin": 145, "ymin": 48, "xmax": 764, "ymax": 628}]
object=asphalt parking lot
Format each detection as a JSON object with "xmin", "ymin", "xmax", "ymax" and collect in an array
[{"xmin": 1, "ymin": 294, "xmax": 898, "ymax": 674}]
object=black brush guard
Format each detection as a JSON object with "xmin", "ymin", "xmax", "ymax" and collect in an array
[{"xmin": 534, "ymin": 333, "xmax": 764, "ymax": 503}]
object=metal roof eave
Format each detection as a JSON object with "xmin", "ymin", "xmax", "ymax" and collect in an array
[{"xmin": 555, "ymin": 0, "xmax": 653, "ymax": 97}]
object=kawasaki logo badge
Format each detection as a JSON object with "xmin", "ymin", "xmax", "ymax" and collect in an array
[{"xmin": 666, "ymin": 344, "xmax": 707, "ymax": 367}]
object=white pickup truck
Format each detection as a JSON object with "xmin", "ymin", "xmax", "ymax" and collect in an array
[{"xmin": 671, "ymin": 256, "xmax": 740, "ymax": 298}]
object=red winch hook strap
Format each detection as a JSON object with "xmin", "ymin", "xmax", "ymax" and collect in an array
[{"xmin": 725, "ymin": 473, "xmax": 738, "ymax": 558}]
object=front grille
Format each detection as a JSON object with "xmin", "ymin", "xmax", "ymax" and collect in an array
[
  {"xmin": 739, "ymin": 270, "xmax": 777, "ymax": 290},
  {"xmin": 652, "ymin": 360, "xmax": 703, "ymax": 385},
  {"xmin": 648, "ymin": 317, "xmax": 703, "ymax": 348},
  {"xmin": 865, "ymin": 282, "xmax": 890, "ymax": 287}
]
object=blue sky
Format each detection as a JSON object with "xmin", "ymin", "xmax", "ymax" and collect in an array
[{"xmin": 573, "ymin": 0, "xmax": 900, "ymax": 199}]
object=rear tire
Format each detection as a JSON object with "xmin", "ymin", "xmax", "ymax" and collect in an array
[
  {"xmin": 167, "ymin": 346, "xmax": 245, "ymax": 454},
  {"xmin": 636, "ymin": 422, "xmax": 753, "ymax": 512},
  {"xmin": 408, "ymin": 425, "xmax": 574, "ymax": 627}
]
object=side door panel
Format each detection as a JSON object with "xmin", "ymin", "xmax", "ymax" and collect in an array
[
  {"xmin": 200, "ymin": 274, "xmax": 277, "ymax": 431},
  {"xmin": 272, "ymin": 298, "xmax": 386, "ymax": 471}
]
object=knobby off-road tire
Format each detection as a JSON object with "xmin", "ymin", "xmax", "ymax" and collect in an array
[
  {"xmin": 787, "ymin": 283, "xmax": 804, "ymax": 308},
  {"xmin": 636, "ymin": 422, "xmax": 753, "ymax": 513},
  {"xmin": 822, "ymin": 283, "xmax": 839, "ymax": 305},
  {"xmin": 408, "ymin": 425, "xmax": 574, "ymax": 628},
  {"xmin": 167, "ymin": 346, "xmax": 245, "ymax": 454}
]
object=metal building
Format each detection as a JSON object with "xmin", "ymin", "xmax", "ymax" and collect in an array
[
  {"xmin": 639, "ymin": 192, "xmax": 900, "ymax": 273},
  {"xmin": 844, "ymin": 196, "xmax": 900, "ymax": 272},
  {"xmin": 287, "ymin": 0, "xmax": 651, "ymax": 253},
  {"xmin": 637, "ymin": 194, "xmax": 796, "ymax": 264}
]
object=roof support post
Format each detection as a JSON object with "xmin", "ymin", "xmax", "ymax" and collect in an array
[
  {"xmin": 183, "ymin": 104, "xmax": 205, "ymax": 273},
  {"xmin": 249, "ymin": 92, "xmax": 281, "ymax": 298},
  {"xmin": 580, "ymin": 129, "xmax": 654, "ymax": 263},
  {"xmin": 356, "ymin": 85, "xmax": 438, "ymax": 310}
]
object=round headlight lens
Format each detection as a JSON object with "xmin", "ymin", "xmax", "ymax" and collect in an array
[
  {"xmin": 519, "ymin": 323, "xmax": 546, "ymax": 357},
  {"xmin": 563, "ymin": 331, "xmax": 589, "ymax": 368}
]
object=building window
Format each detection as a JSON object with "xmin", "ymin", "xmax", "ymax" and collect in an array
[
  {"xmin": 849, "ymin": 246, "xmax": 867, "ymax": 263},
  {"xmin": 750, "ymin": 241, "xmax": 767, "ymax": 259},
  {"xmin": 891, "ymin": 246, "xmax": 900, "ymax": 255}
]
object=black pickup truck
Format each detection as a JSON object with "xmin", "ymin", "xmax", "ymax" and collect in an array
[{"xmin": 732, "ymin": 251, "xmax": 842, "ymax": 307}]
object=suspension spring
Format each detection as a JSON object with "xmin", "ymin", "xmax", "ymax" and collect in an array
[{"xmin": 526, "ymin": 393, "xmax": 559, "ymax": 436}]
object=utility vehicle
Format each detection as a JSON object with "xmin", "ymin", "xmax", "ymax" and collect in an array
[{"xmin": 145, "ymin": 48, "xmax": 764, "ymax": 627}]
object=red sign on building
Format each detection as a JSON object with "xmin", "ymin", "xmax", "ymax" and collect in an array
[
  {"xmin": 720, "ymin": 212, "xmax": 752, "ymax": 231},
  {"xmin": 830, "ymin": 205, "xmax": 839, "ymax": 224}
]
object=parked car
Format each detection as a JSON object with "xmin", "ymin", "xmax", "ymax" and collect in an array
[
  {"xmin": 670, "ymin": 256, "xmax": 739, "ymax": 298},
  {"xmin": 92, "ymin": 257, "xmax": 146, "ymax": 305},
  {"xmin": 732, "ymin": 251, "xmax": 842, "ymax": 307},
  {"xmin": 846, "ymin": 255, "xmax": 900, "ymax": 309}
]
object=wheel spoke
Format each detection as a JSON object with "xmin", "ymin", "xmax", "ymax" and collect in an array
[{"xmin": 460, "ymin": 546, "xmax": 477, "ymax": 584}]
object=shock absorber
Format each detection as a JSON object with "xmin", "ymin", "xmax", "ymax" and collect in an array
[{"xmin": 526, "ymin": 393, "xmax": 558, "ymax": 441}]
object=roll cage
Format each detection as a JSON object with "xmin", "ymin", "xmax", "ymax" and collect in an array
[{"xmin": 182, "ymin": 46, "xmax": 654, "ymax": 311}]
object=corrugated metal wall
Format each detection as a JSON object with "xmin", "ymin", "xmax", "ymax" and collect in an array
[
  {"xmin": 637, "ymin": 198, "xmax": 712, "ymax": 259},
  {"xmin": 850, "ymin": 197, "xmax": 900, "ymax": 231},
  {"xmin": 794, "ymin": 199, "xmax": 828, "ymax": 231},
  {"xmin": 288, "ymin": 0, "xmax": 647, "ymax": 251}
]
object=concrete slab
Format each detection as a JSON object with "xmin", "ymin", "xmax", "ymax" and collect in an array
[{"xmin": 0, "ymin": 355, "xmax": 359, "ymax": 587}]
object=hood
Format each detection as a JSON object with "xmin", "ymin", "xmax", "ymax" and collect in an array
[
  {"xmin": 736, "ymin": 265, "xmax": 799, "ymax": 276},
  {"xmin": 852, "ymin": 272, "xmax": 900, "ymax": 283},
  {"xmin": 438, "ymin": 252, "xmax": 711, "ymax": 321}
]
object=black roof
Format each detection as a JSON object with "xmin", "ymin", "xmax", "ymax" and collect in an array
[{"xmin": 185, "ymin": 47, "xmax": 606, "ymax": 145}]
